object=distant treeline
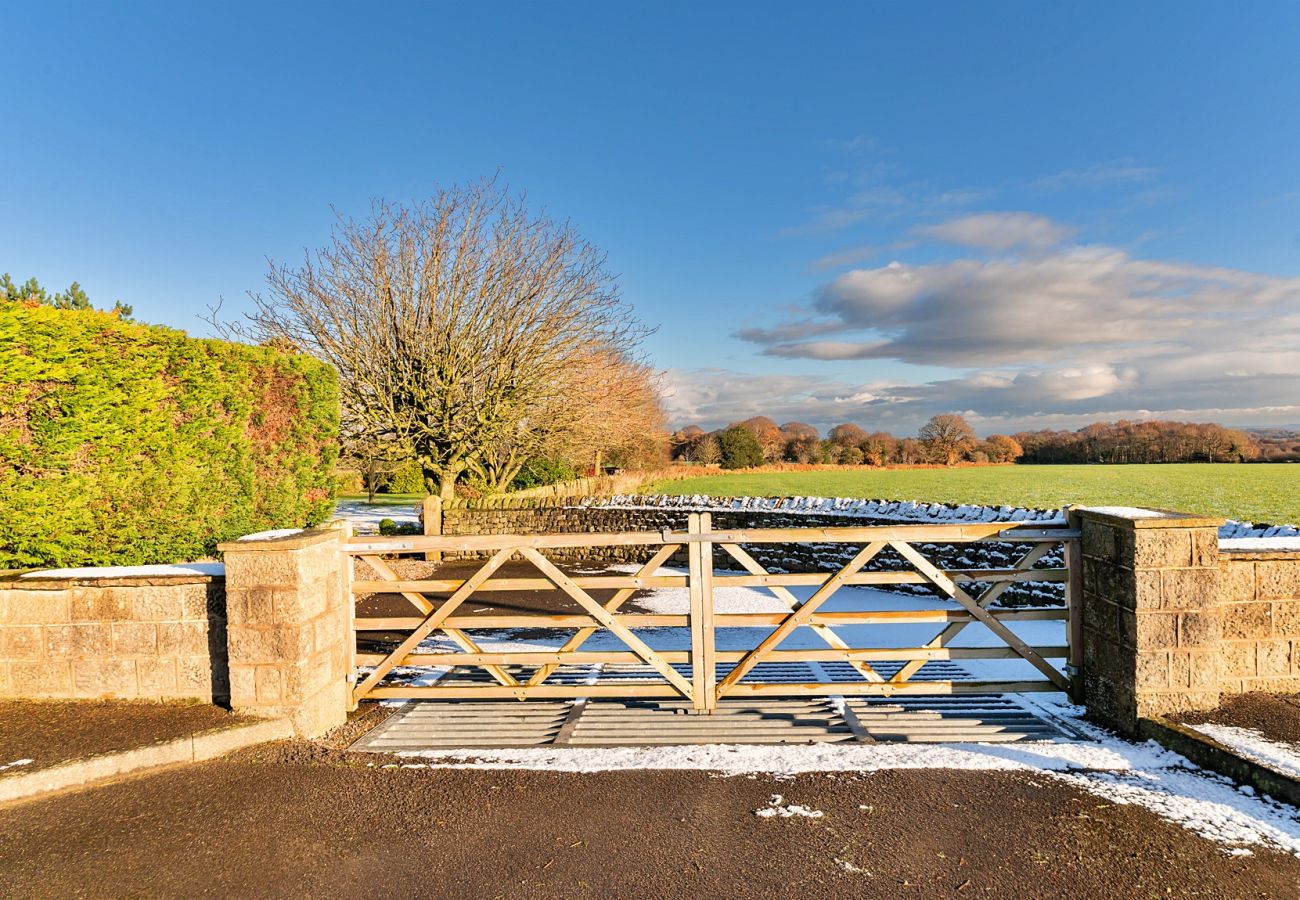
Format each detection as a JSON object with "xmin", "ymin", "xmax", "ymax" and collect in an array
[
  {"xmin": 1249, "ymin": 427, "xmax": 1300, "ymax": 462},
  {"xmin": 1014, "ymin": 421, "xmax": 1261, "ymax": 464},
  {"xmin": 671, "ymin": 416, "xmax": 1283, "ymax": 470}
]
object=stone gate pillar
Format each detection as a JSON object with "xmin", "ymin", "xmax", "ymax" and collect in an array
[
  {"xmin": 217, "ymin": 528, "xmax": 350, "ymax": 738},
  {"xmin": 1076, "ymin": 508, "xmax": 1223, "ymax": 737}
]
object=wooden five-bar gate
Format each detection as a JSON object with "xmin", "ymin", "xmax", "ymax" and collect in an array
[{"xmin": 344, "ymin": 514, "xmax": 1081, "ymax": 712}]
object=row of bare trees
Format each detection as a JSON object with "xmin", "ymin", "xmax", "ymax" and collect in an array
[
  {"xmin": 673, "ymin": 414, "xmax": 1269, "ymax": 469},
  {"xmin": 1014, "ymin": 421, "xmax": 1261, "ymax": 464},
  {"xmin": 218, "ymin": 181, "xmax": 668, "ymax": 499},
  {"xmin": 672, "ymin": 414, "xmax": 1023, "ymax": 469}
]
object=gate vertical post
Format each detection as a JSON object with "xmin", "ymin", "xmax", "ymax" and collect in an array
[
  {"xmin": 339, "ymin": 519, "xmax": 358, "ymax": 711},
  {"xmin": 1064, "ymin": 509, "xmax": 1084, "ymax": 703},
  {"xmin": 688, "ymin": 513, "xmax": 717, "ymax": 712}
]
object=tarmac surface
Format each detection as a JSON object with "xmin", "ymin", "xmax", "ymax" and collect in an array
[{"xmin": 2, "ymin": 740, "xmax": 1298, "ymax": 898}]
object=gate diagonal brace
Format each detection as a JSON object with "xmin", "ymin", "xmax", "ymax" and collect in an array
[
  {"xmin": 358, "ymin": 554, "xmax": 520, "ymax": 689},
  {"xmin": 890, "ymin": 542, "xmax": 1052, "ymax": 685},
  {"xmin": 522, "ymin": 543, "xmax": 681, "ymax": 692},
  {"xmin": 518, "ymin": 547, "xmax": 697, "ymax": 701},
  {"xmin": 888, "ymin": 541, "xmax": 1069, "ymax": 691},
  {"xmin": 353, "ymin": 547, "xmax": 518, "ymax": 702}
]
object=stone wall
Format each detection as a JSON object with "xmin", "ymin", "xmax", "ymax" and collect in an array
[
  {"xmin": 0, "ymin": 528, "xmax": 351, "ymax": 739},
  {"xmin": 1218, "ymin": 549, "xmax": 1300, "ymax": 694},
  {"xmin": 0, "ymin": 572, "xmax": 227, "ymax": 702}
]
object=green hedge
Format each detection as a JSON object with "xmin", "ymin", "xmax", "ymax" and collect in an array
[{"xmin": 0, "ymin": 305, "xmax": 339, "ymax": 568}]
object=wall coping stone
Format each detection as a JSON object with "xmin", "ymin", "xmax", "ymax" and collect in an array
[
  {"xmin": 1219, "ymin": 548, "xmax": 1300, "ymax": 561},
  {"xmin": 1074, "ymin": 507, "xmax": 1225, "ymax": 530},
  {"xmin": 216, "ymin": 528, "xmax": 341, "ymax": 553},
  {"xmin": 0, "ymin": 573, "xmax": 224, "ymax": 590}
]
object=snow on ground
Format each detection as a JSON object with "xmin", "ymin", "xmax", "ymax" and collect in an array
[
  {"xmin": 1190, "ymin": 724, "xmax": 1300, "ymax": 780},
  {"xmin": 755, "ymin": 794, "xmax": 823, "ymax": 818},
  {"xmin": 333, "ymin": 499, "xmax": 421, "ymax": 533},
  {"xmin": 20, "ymin": 562, "xmax": 225, "ymax": 579},
  {"xmin": 388, "ymin": 574, "xmax": 1300, "ymax": 856},
  {"xmin": 1220, "ymin": 537, "xmax": 1300, "ymax": 552},
  {"xmin": 396, "ymin": 701, "xmax": 1300, "ymax": 858},
  {"xmin": 1074, "ymin": 506, "xmax": 1178, "ymax": 518}
]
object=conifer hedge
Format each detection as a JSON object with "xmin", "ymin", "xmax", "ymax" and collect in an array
[{"xmin": 0, "ymin": 305, "xmax": 339, "ymax": 568}]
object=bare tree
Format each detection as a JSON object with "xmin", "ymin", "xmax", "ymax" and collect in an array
[
  {"xmin": 218, "ymin": 180, "xmax": 649, "ymax": 499},
  {"xmin": 918, "ymin": 413, "xmax": 977, "ymax": 465},
  {"xmin": 466, "ymin": 351, "xmax": 666, "ymax": 491}
]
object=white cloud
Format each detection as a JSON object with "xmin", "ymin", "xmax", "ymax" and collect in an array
[
  {"xmin": 750, "ymin": 242, "xmax": 1300, "ymax": 370},
  {"xmin": 663, "ymin": 365, "xmax": 1300, "ymax": 435},
  {"xmin": 710, "ymin": 214, "xmax": 1300, "ymax": 431},
  {"xmin": 916, "ymin": 212, "xmax": 1074, "ymax": 250}
]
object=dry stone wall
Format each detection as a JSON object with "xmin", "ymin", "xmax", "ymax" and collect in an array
[{"xmin": 437, "ymin": 497, "xmax": 1063, "ymax": 606}]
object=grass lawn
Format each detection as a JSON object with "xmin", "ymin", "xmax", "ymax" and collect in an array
[
  {"xmin": 645, "ymin": 464, "xmax": 1300, "ymax": 525},
  {"xmin": 338, "ymin": 493, "xmax": 425, "ymax": 504}
]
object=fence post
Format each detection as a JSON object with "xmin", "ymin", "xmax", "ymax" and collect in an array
[
  {"xmin": 423, "ymin": 495, "xmax": 442, "ymax": 564},
  {"xmin": 687, "ymin": 513, "xmax": 717, "ymax": 713}
]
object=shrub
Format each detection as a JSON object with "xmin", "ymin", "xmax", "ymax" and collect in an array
[
  {"xmin": 334, "ymin": 469, "xmax": 364, "ymax": 494},
  {"xmin": 510, "ymin": 457, "xmax": 577, "ymax": 490},
  {"xmin": 0, "ymin": 305, "xmax": 339, "ymax": 568},
  {"xmin": 718, "ymin": 425, "xmax": 764, "ymax": 469},
  {"xmin": 377, "ymin": 518, "xmax": 421, "ymax": 536},
  {"xmin": 380, "ymin": 459, "xmax": 426, "ymax": 494}
]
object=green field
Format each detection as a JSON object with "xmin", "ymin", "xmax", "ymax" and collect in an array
[{"xmin": 645, "ymin": 464, "xmax": 1300, "ymax": 525}]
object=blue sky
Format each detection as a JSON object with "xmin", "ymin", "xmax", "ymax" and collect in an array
[{"xmin": 4, "ymin": 2, "xmax": 1299, "ymax": 434}]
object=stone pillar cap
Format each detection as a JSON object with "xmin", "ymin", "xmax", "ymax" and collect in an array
[{"xmin": 1072, "ymin": 506, "xmax": 1224, "ymax": 529}]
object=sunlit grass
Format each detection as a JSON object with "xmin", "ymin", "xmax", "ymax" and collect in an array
[{"xmin": 645, "ymin": 464, "xmax": 1300, "ymax": 525}]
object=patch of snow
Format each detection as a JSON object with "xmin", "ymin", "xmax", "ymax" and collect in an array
[
  {"xmin": 237, "ymin": 528, "xmax": 304, "ymax": 541},
  {"xmin": 21, "ymin": 563, "xmax": 225, "ymax": 579},
  {"xmin": 0, "ymin": 759, "xmax": 33, "ymax": 772},
  {"xmin": 333, "ymin": 499, "xmax": 420, "ymax": 534},
  {"xmin": 398, "ymin": 699, "xmax": 1300, "ymax": 857},
  {"xmin": 755, "ymin": 794, "xmax": 823, "ymax": 818},
  {"xmin": 1220, "ymin": 538, "xmax": 1300, "ymax": 552},
  {"xmin": 1190, "ymin": 723, "xmax": 1300, "ymax": 780},
  {"xmin": 1076, "ymin": 506, "xmax": 1177, "ymax": 518}
]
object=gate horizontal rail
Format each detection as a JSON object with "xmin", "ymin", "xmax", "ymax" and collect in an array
[{"xmin": 345, "ymin": 515, "xmax": 1082, "ymax": 710}]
